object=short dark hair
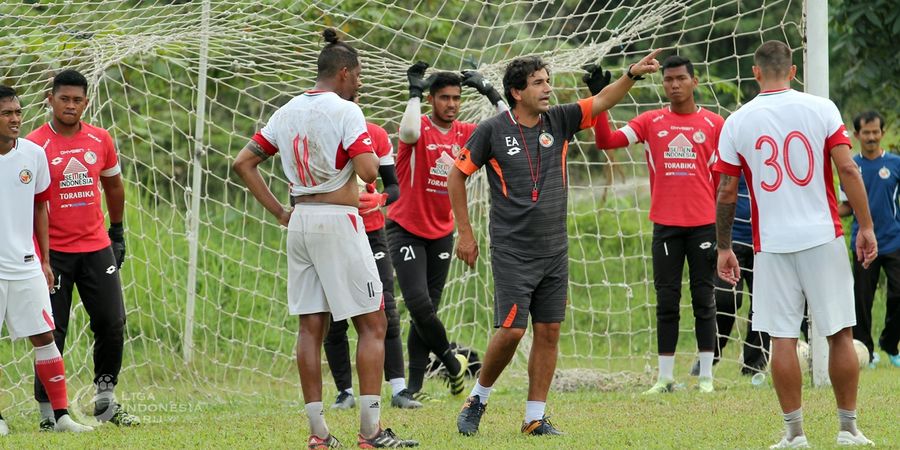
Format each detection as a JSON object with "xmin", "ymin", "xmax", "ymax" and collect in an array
[
  {"xmin": 853, "ymin": 110, "xmax": 885, "ymax": 132},
  {"xmin": 0, "ymin": 85, "xmax": 17, "ymax": 102},
  {"xmin": 662, "ymin": 55, "xmax": 694, "ymax": 78},
  {"xmin": 317, "ymin": 28, "xmax": 359, "ymax": 79},
  {"xmin": 428, "ymin": 72, "xmax": 461, "ymax": 96},
  {"xmin": 502, "ymin": 56, "xmax": 549, "ymax": 108},
  {"xmin": 754, "ymin": 40, "xmax": 792, "ymax": 78},
  {"xmin": 52, "ymin": 69, "xmax": 89, "ymax": 95}
]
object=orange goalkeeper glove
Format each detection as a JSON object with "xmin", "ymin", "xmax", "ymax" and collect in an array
[{"xmin": 358, "ymin": 191, "xmax": 388, "ymax": 215}]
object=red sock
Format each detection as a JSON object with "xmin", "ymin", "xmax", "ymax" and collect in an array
[{"xmin": 35, "ymin": 342, "xmax": 68, "ymax": 410}]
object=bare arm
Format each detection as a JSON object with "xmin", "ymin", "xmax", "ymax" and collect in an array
[
  {"xmin": 838, "ymin": 201, "xmax": 853, "ymax": 218},
  {"xmin": 100, "ymin": 174, "xmax": 125, "ymax": 224},
  {"xmin": 398, "ymin": 98, "xmax": 421, "ymax": 144},
  {"xmin": 833, "ymin": 144, "xmax": 877, "ymax": 266},
  {"xmin": 715, "ymin": 174, "xmax": 741, "ymax": 285},
  {"xmin": 448, "ymin": 166, "xmax": 478, "ymax": 268},
  {"xmin": 232, "ymin": 141, "xmax": 291, "ymax": 226},
  {"xmin": 590, "ymin": 49, "xmax": 662, "ymax": 118},
  {"xmin": 352, "ymin": 152, "xmax": 379, "ymax": 184},
  {"xmin": 33, "ymin": 200, "xmax": 53, "ymax": 289}
]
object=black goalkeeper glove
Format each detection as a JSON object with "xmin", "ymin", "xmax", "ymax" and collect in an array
[
  {"xmin": 582, "ymin": 62, "xmax": 613, "ymax": 96},
  {"xmin": 461, "ymin": 70, "xmax": 503, "ymax": 105},
  {"xmin": 407, "ymin": 61, "xmax": 430, "ymax": 100},
  {"xmin": 108, "ymin": 222, "xmax": 126, "ymax": 269}
]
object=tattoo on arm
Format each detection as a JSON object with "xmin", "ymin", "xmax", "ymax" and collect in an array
[
  {"xmin": 715, "ymin": 174, "xmax": 736, "ymax": 250},
  {"xmin": 247, "ymin": 141, "xmax": 270, "ymax": 160}
]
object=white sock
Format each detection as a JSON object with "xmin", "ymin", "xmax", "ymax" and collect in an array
[
  {"xmin": 698, "ymin": 351, "xmax": 714, "ymax": 378},
  {"xmin": 470, "ymin": 380, "xmax": 492, "ymax": 404},
  {"xmin": 389, "ymin": 378, "xmax": 406, "ymax": 397},
  {"xmin": 343, "ymin": 387, "xmax": 354, "ymax": 396},
  {"xmin": 659, "ymin": 355, "xmax": 675, "ymax": 381},
  {"xmin": 304, "ymin": 402, "xmax": 328, "ymax": 438},
  {"xmin": 358, "ymin": 395, "xmax": 381, "ymax": 438},
  {"xmin": 524, "ymin": 401, "xmax": 546, "ymax": 423}
]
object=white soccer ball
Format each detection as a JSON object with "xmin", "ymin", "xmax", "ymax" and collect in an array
[
  {"xmin": 796, "ymin": 340, "xmax": 810, "ymax": 372},
  {"xmin": 852, "ymin": 339, "xmax": 869, "ymax": 369}
]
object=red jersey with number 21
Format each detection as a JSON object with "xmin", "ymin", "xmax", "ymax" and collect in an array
[
  {"xmin": 713, "ymin": 89, "xmax": 851, "ymax": 253},
  {"xmin": 27, "ymin": 122, "xmax": 121, "ymax": 253},
  {"xmin": 387, "ymin": 116, "xmax": 476, "ymax": 239}
]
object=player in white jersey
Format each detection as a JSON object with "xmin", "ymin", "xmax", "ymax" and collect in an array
[
  {"xmin": 0, "ymin": 85, "xmax": 92, "ymax": 434},
  {"xmin": 713, "ymin": 41, "xmax": 877, "ymax": 448},
  {"xmin": 231, "ymin": 29, "xmax": 417, "ymax": 448}
]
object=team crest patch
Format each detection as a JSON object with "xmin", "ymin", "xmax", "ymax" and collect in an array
[
  {"xmin": 84, "ymin": 151, "xmax": 97, "ymax": 165},
  {"xmin": 19, "ymin": 169, "xmax": 33, "ymax": 184},
  {"xmin": 692, "ymin": 131, "xmax": 706, "ymax": 144},
  {"xmin": 539, "ymin": 132, "xmax": 554, "ymax": 148},
  {"xmin": 879, "ymin": 167, "xmax": 890, "ymax": 179}
]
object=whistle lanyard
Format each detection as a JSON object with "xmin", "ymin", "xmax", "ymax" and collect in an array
[{"xmin": 516, "ymin": 115, "xmax": 543, "ymax": 202}]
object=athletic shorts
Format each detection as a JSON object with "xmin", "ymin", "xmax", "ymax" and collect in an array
[
  {"xmin": 0, "ymin": 274, "xmax": 55, "ymax": 340},
  {"xmin": 752, "ymin": 237, "xmax": 855, "ymax": 338},
  {"xmin": 491, "ymin": 247, "xmax": 568, "ymax": 329},
  {"xmin": 287, "ymin": 204, "xmax": 383, "ymax": 321}
]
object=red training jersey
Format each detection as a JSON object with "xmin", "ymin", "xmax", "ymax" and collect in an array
[
  {"xmin": 387, "ymin": 116, "xmax": 476, "ymax": 239},
  {"xmin": 361, "ymin": 122, "xmax": 395, "ymax": 232},
  {"xmin": 597, "ymin": 107, "xmax": 724, "ymax": 226},
  {"xmin": 27, "ymin": 122, "xmax": 121, "ymax": 253}
]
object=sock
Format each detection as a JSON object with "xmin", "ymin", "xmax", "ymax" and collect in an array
[
  {"xmin": 838, "ymin": 408, "xmax": 858, "ymax": 435},
  {"xmin": 304, "ymin": 402, "xmax": 329, "ymax": 438},
  {"xmin": 39, "ymin": 402, "xmax": 53, "ymax": 421},
  {"xmin": 53, "ymin": 409, "xmax": 69, "ymax": 421},
  {"xmin": 524, "ymin": 401, "xmax": 546, "ymax": 423},
  {"xmin": 783, "ymin": 408, "xmax": 804, "ymax": 439},
  {"xmin": 408, "ymin": 368, "xmax": 425, "ymax": 393},
  {"xmin": 389, "ymin": 378, "xmax": 406, "ymax": 397},
  {"xmin": 95, "ymin": 374, "xmax": 116, "ymax": 413},
  {"xmin": 0, "ymin": 411, "xmax": 3, "ymax": 420},
  {"xmin": 470, "ymin": 380, "xmax": 492, "ymax": 404},
  {"xmin": 358, "ymin": 395, "xmax": 381, "ymax": 438},
  {"xmin": 343, "ymin": 387, "xmax": 354, "ymax": 396},
  {"xmin": 658, "ymin": 355, "xmax": 675, "ymax": 381},
  {"xmin": 698, "ymin": 352, "xmax": 714, "ymax": 378},
  {"xmin": 441, "ymin": 349, "xmax": 461, "ymax": 376},
  {"xmin": 34, "ymin": 342, "xmax": 68, "ymax": 411}
]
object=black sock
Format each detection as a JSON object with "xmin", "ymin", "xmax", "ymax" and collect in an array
[
  {"xmin": 53, "ymin": 409, "xmax": 68, "ymax": 421},
  {"xmin": 0, "ymin": 411, "xmax": 4, "ymax": 420},
  {"xmin": 441, "ymin": 349, "xmax": 461, "ymax": 376},
  {"xmin": 408, "ymin": 368, "xmax": 426, "ymax": 393}
]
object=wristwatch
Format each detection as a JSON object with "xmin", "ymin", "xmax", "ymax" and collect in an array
[{"xmin": 627, "ymin": 64, "xmax": 645, "ymax": 81}]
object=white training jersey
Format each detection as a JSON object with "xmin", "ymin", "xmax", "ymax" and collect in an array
[
  {"xmin": 0, "ymin": 138, "xmax": 51, "ymax": 280},
  {"xmin": 251, "ymin": 90, "xmax": 375, "ymax": 196},
  {"xmin": 714, "ymin": 88, "xmax": 852, "ymax": 253}
]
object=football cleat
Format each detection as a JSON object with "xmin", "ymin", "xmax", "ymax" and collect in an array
[
  {"xmin": 457, "ymin": 395, "xmax": 486, "ymax": 436},
  {"xmin": 521, "ymin": 415, "xmax": 563, "ymax": 436},
  {"xmin": 770, "ymin": 434, "xmax": 809, "ymax": 448},
  {"xmin": 308, "ymin": 434, "xmax": 342, "ymax": 449},
  {"xmin": 54, "ymin": 414, "xmax": 94, "ymax": 433},
  {"xmin": 391, "ymin": 389, "xmax": 423, "ymax": 409},
  {"xmin": 331, "ymin": 391, "xmax": 356, "ymax": 410},
  {"xmin": 642, "ymin": 378, "xmax": 675, "ymax": 395},
  {"xmin": 357, "ymin": 428, "xmax": 418, "ymax": 448},
  {"xmin": 446, "ymin": 354, "xmax": 469, "ymax": 396},
  {"xmin": 837, "ymin": 430, "xmax": 875, "ymax": 446}
]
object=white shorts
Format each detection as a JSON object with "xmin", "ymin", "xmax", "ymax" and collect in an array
[
  {"xmin": 0, "ymin": 275, "xmax": 55, "ymax": 340},
  {"xmin": 287, "ymin": 204, "xmax": 383, "ymax": 321},
  {"xmin": 752, "ymin": 237, "xmax": 855, "ymax": 338}
]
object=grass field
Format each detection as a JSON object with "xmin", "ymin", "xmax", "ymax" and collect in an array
[{"xmin": 1, "ymin": 360, "xmax": 898, "ymax": 449}]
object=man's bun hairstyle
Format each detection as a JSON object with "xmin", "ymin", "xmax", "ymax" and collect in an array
[{"xmin": 317, "ymin": 28, "xmax": 359, "ymax": 79}]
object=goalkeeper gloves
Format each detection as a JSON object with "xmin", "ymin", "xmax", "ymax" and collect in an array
[
  {"xmin": 358, "ymin": 191, "xmax": 388, "ymax": 215},
  {"xmin": 582, "ymin": 62, "xmax": 612, "ymax": 96},
  {"xmin": 108, "ymin": 222, "xmax": 126, "ymax": 269},
  {"xmin": 407, "ymin": 61, "xmax": 431, "ymax": 100},
  {"xmin": 461, "ymin": 70, "xmax": 503, "ymax": 105}
]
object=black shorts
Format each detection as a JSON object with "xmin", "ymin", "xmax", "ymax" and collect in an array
[{"xmin": 491, "ymin": 247, "xmax": 568, "ymax": 329}]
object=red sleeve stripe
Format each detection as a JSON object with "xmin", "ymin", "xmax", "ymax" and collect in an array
[
  {"xmin": 825, "ymin": 125, "xmax": 852, "ymax": 151},
  {"xmin": 346, "ymin": 132, "xmax": 375, "ymax": 158},
  {"xmin": 713, "ymin": 159, "xmax": 741, "ymax": 176},
  {"xmin": 35, "ymin": 189, "xmax": 51, "ymax": 203},
  {"xmin": 251, "ymin": 132, "xmax": 279, "ymax": 155}
]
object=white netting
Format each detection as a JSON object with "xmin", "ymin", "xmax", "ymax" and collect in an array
[{"xmin": 0, "ymin": 0, "xmax": 806, "ymax": 412}]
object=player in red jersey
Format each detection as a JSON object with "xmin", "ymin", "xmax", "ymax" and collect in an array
[
  {"xmin": 27, "ymin": 69, "xmax": 138, "ymax": 428},
  {"xmin": 324, "ymin": 116, "xmax": 423, "ymax": 410},
  {"xmin": 0, "ymin": 85, "xmax": 92, "ymax": 434},
  {"xmin": 715, "ymin": 40, "xmax": 876, "ymax": 448},
  {"xmin": 233, "ymin": 29, "xmax": 417, "ymax": 448},
  {"xmin": 591, "ymin": 56, "xmax": 723, "ymax": 394},
  {"xmin": 387, "ymin": 63, "xmax": 507, "ymax": 401}
]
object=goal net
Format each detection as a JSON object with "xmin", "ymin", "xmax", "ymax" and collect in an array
[{"xmin": 0, "ymin": 0, "xmax": 806, "ymax": 412}]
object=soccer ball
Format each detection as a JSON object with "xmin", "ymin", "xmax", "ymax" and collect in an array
[
  {"xmin": 852, "ymin": 339, "xmax": 870, "ymax": 369},
  {"xmin": 796, "ymin": 340, "xmax": 810, "ymax": 372}
]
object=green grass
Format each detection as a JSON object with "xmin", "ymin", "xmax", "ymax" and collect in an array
[{"xmin": 1, "ymin": 362, "xmax": 898, "ymax": 449}]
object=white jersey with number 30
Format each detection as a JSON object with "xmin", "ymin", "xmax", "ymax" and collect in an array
[
  {"xmin": 714, "ymin": 88, "xmax": 852, "ymax": 253},
  {"xmin": 251, "ymin": 90, "xmax": 375, "ymax": 196}
]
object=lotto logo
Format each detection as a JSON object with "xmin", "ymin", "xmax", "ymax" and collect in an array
[
  {"xmin": 374, "ymin": 251, "xmax": 386, "ymax": 260},
  {"xmin": 51, "ymin": 157, "xmax": 64, "ymax": 165},
  {"xmin": 438, "ymin": 252, "xmax": 450, "ymax": 260},
  {"xmin": 507, "ymin": 147, "xmax": 521, "ymax": 156},
  {"xmin": 106, "ymin": 265, "xmax": 117, "ymax": 274}
]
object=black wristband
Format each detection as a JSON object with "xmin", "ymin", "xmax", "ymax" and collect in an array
[
  {"xmin": 108, "ymin": 222, "xmax": 125, "ymax": 240},
  {"xmin": 486, "ymin": 89, "xmax": 503, "ymax": 106},
  {"xmin": 627, "ymin": 64, "xmax": 645, "ymax": 81}
]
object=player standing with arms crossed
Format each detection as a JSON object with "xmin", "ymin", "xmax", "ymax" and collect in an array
[
  {"xmin": 715, "ymin": 40, "xmax": 876, "ymax": 448},
  {"xmin": 233, "ymin": 29, "xmax": 417, "ymax": 448},
  {"xmin": 0, "ymin": 85, "xmax": 92, "ymax": 434},
  {"xmin": 27, "ymin": 69, "xmax": 138, "ymax": 428}
]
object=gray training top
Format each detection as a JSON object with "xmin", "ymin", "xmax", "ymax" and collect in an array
[{"xmin": 455, "ymin": 98, "xmax": 594, "ymax": 257}]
